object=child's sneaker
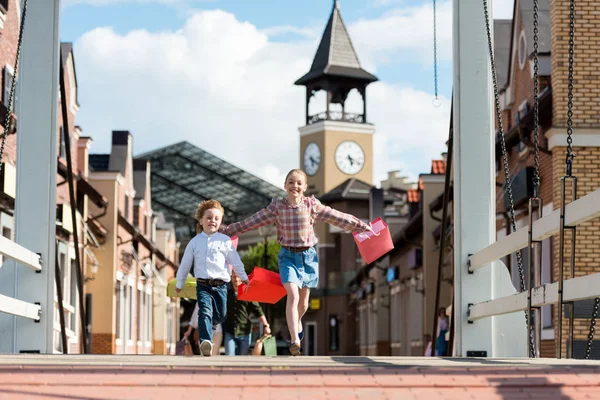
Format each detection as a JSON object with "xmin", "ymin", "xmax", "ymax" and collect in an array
[{"xmin": 200, "ymin": 340, "xmax": 213, "ymax": 357}]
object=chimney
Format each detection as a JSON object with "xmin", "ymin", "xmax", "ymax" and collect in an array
[{"xmin": 77, "ymin": 128, "xmax": 92, "ymax": 178}]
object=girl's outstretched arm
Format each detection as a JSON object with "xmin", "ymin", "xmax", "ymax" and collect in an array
[
  {"xmin": 312, "ymin": 196, "xmax": 370, "ymax": 232},
  {"xmin": 223, "ymin": 200, "xmax": 277, "ymax": 237}
]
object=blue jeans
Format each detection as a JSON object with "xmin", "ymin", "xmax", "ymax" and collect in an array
[
  {"xmin": 196, "ymin": 283, "xmax": 227, "ymax": 343},
  {"xmin": 223, "ymin": 332, "xmax": 251, "ymax": 355}
]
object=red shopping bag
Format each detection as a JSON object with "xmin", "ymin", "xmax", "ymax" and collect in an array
[
  {"xmin": 238, "ymin": 267, "xmax": 287, "ymax": 304},
  {"xmin": 353, "ymin": 218, "xmax": 394, "ymax": 264}
]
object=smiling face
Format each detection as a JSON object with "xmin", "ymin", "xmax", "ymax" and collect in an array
[
  {"xmin": 284, "ymin": 170, "xmax": 308, "ymax": 203},
  {"xmin": 201, "ymin": 208, "xmax": 223, "ymax": 235}
]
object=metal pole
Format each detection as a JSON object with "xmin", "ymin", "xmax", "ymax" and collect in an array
[
  {"xmin": 11, "ymin": 0, "xmax": 61, "ymax": 353},
  {"xmin": 59, "ymin": 51, "xmax": 89, "ymax": 354},
  {"xmin": 432, "ymin": 100, "xmax": 453, "ymax": 357},
  {"xmin": 452, "ymin": 0, "xmax": 495, "ymax": 357}
]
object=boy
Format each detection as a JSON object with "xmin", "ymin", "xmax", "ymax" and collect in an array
[{"xmin": 176, "ymin": 199, "xmax": 249, "ymax": 356}]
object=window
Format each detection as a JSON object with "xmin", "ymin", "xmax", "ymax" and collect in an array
[
  {"xmin": 146, "ymin": 291, "xmax": 152, "ymax": 344},
  {"xmin": 69, "ymin": 249, "xmax": 78, "ymax": 333},
  {"xmin": 124, "ymin": 195, "xmax": 130, "ymax": 220},
  {"xmin": 58, "ymin": 126, "xmax": 66, "ymax": 159},
  {"xmin": 3, "ymin": 64, "xmax": 18, "ymax": 112},
  {"xmin": 127, "ymin": 284, "xmax": 134, "ymax": 341},
  {"xmin": 329, "ymin": 316, "xmax": 339, "ymax": 352},
  {"xmin": 518, "ymin": 31, "xmax": 527, "ymax": 69},
  {"xmin": 115, "ymin": 281, "xmax": 122, "ymax": 340},
  {"xmin": 0, "ymin": 0, "xmax": 8, "ymax": 15},
  {"xmin": 0, "ymin": 218, "xmax": 11, "ymax": 270},
  {"xmin": 138, "ymin": 286, "xmax": 144, "ymax": 343},
  {"xmin": 541, "ymin": 237, "xmax": 553, "ymax": 329},
  {"xmin": 166, "ymin": 299, "xmax": 174, "ymax": 349}
]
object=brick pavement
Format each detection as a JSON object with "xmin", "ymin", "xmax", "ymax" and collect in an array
[{"xmin": 0, "ymin": 356, "xmax": 599, "ymax": 399}]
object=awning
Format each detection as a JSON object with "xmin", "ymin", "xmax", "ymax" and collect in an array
[
  {"xmin": 57, "ymin": 161, "xmax": 108, "ymax": 209},
  {"xmin": 118, "ymin": 213, "xmax": 177, "ymax": 270}
]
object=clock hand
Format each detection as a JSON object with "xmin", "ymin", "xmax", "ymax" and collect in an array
[
  {"xmin": 310, "ymin": 156, "xmax": 317, "ymax": 166},
  {"xmin": 347, "ymin": 155, "xmax": 354, "ymax": 166}
]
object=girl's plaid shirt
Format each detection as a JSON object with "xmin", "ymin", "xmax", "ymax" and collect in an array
[{"xmin": 223, "ymin": 196, "xmax": 369, "ymax": 248}]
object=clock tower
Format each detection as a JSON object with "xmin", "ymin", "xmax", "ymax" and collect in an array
[{"xmin": 295, "ymin": 0, "xmax": 377, "ymax": 196}]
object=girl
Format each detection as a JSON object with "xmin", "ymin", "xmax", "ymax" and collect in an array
[
  {"xmin": 176, "ymin": 199, "xmax": 249, "ymax": 356},
  {"xmin": 223, "ymin": 169, "xmax": 371, "ymax": 356}
]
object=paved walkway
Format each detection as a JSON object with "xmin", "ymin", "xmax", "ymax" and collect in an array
[{"xmin": 1, "ymin": 355, "xmax": 599, "ymax": 399}]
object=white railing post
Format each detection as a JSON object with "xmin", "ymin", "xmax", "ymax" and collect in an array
[
  {"xmin": 452, "ymin": 0, "xmax": 526, "ymax": 357},
  {"xmin": 0, "ymin": 0, "xmax": 61, "ymax": 354}
]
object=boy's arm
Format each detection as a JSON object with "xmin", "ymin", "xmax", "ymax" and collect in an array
[
  {"xmin": 312, "ymin": 197, "xmax": 370, "ymax": 232},
  {"xmin": 175, "ymin": 241, "xmax": 194, "ymax": 289},
  {"xmin": 225, "ymin": 242, "xmax": 249, "ymax": 282},
  {"xmin": 223, "ymin": 201, "xmax": 277, "ymax": 237}
]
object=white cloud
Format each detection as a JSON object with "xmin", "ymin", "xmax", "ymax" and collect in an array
[
  {"xmin": 350, "ymin": 1, "xmax": 453, "ymax": 67},
  {"xmin": 63, "ymin": 0, "xmax": 216, "ymax": 6},
  {"xmin": 74, "ymin": 6, "xmax": 450, "ymax": 190}
]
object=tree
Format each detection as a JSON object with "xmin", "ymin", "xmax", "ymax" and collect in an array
[
  {"xmin": 240, "ymin": 239, "xmax": 286, "ymax": 323},
  {"xmin": 240, "ymin": 239, "xmax": 281, "ymax": 274}
]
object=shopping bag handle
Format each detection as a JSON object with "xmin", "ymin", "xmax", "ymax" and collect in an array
[{"xmin": 357, "ymin": 228, "xmax": 380, "ymax": 240}]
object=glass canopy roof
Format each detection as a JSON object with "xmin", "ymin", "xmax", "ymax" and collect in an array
[{"xmin": 139, "ymin": 141, "xmax": 285, "ymax": 240}]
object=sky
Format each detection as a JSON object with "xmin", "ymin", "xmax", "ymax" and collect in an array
[{"xmin": 60, "ymin": 0, "xmax": 515, "ymax": 188}]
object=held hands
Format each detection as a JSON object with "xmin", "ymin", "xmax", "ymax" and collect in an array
[
  {"xmin": 175, "ymin": 287, "xmax": 182, "ymax": 294},
  {"xmin": 264, "ymin": 324, "xmax": 272, "ymax": 335}
]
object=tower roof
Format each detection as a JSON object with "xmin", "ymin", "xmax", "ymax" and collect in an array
[{"xmin": 295, "ymin": 0, "xmax": 377, "ymax": 86}]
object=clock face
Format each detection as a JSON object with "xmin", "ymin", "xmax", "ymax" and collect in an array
[
  {"xmin": 303, "ymin": 142, "xmax": 321, "ymax": 176},
  {"xmin": 335, "ymin": 141, "xmax": 365, "ymax": 175}
]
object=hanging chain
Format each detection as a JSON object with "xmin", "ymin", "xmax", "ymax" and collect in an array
[
  {"xmin": 565, "ymin": 0, "xmax": 575, "ymax": 176},
  {"xmin": 483, "ymin": 0, "xmax": 534, "ymax": 357},
  {"xmin": 532, "ymin": 0, "xmax": 541, "ymax": 196},
  {"xmin": 586, "ymin": 298, "xmax": 600, "ymax": 359},
  {"xmin": 433, "ymin": 0, "xmax": 439, "ymax": 100},
  {"xmin": 0, "ymin": 0, "xmax": 28, "ymax": 176}
]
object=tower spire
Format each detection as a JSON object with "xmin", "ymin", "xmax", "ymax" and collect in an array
[{"xmin": 294, "ymin": 0, "xmax": 377, "ymax": 125}]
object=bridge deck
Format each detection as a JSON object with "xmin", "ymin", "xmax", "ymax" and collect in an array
[{"xmin": 1, "ymin": 355, "xmax": 599, "ymax": 399}]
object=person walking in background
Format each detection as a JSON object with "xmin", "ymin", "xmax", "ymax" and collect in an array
[
  {"xmin": 435, "ymin": 308, "xmax": 449, "ymax": 356},
  {"xmin": 223, "ymin": 271, "xmax": 271, "ymax": 355}
]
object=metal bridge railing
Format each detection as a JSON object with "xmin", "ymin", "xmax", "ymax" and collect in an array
[
  {"xmin": 467, "ymin": 187, "xmax": 600, "ymax": 324},
  {"xmin": 0, "ymin": 235, "xmax": 43, "ymax": 321}
]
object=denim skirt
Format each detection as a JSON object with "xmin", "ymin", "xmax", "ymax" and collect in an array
[{"xmin": 278, "ymin": 246, "xmax": 319, "ymax": 288}]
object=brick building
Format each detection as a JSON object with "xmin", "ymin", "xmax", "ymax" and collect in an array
[
  {"xmin": 352, "ymin": 159, "xmax": 448, "ymax": 356},
  {"xmin": 0, "ymin": 1, "xmax": 111, "ymax": 354},
  {"xmin": 493, "ymin": 0, "xmax": 600, "ymax": 358},
  {"xmin": 87, "ymin": 131, "xmax": 179, "ymax": 355}
]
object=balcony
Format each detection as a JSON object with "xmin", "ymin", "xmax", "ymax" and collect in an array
[{"xmin": 308, "ymin": 111, "xmax": 364, "ymax": 125}]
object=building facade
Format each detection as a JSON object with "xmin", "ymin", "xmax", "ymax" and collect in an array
[{"xmin": 87, "ymin": 131, "xmax": 179, "ymax": 354}]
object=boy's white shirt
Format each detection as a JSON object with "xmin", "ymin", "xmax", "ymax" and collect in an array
[{"xmin": 176, "ymin": 231, "xmax": 249, "ymax": 289}]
